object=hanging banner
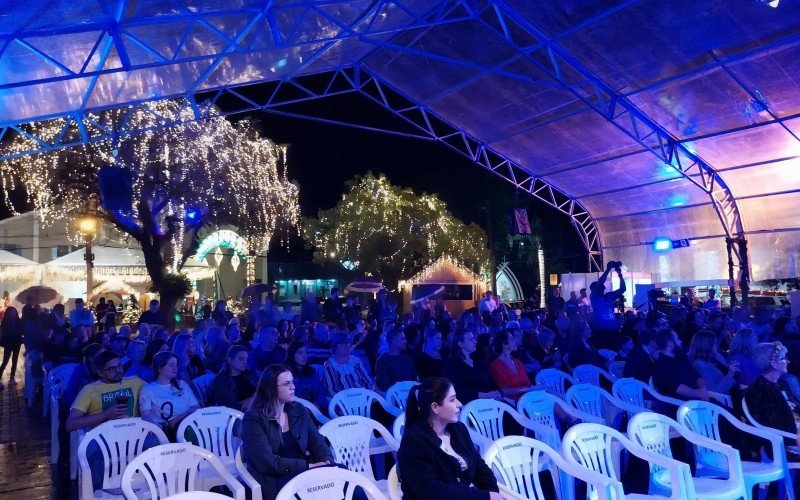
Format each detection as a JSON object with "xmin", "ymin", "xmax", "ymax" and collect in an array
[{"xmin": 513, "ymin": 209, "xmax": 531, "ymax": 234}]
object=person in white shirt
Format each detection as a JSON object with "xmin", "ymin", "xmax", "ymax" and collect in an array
[
  {"xmin": 703, "ymin": 288, "xmax": 721, "ymax": 311},
  {"xmin": 139, "ymin": 351, "xmax": 200, "ymax": 437},
  {"xmin": 479, "ymin": 291, "xmax": 498, "ymax": 315}
]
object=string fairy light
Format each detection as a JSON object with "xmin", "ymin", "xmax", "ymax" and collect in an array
[
  {"xmin": 306, "ymin": 173, "xmax": 490, "ymax": 285},
  {"xmin": 0, "ymin": 98, "xmax": 300, "ymax": 289}
]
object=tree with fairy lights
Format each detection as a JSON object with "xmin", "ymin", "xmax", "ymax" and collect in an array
[
  {"xmin": 0, "ymin": 99, "xmax": 300, "ymax": 324},
  {"xmin": 304, "ymin": 173, "xmax": 490, "ymax": 289}
]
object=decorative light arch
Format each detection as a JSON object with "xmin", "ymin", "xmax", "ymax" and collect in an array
[{"xmin": 195, "ymin": 229, "xmax": 255, "ymax": 283}]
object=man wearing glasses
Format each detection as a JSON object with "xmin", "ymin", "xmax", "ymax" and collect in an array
[{"xmin": 66, "ymin": 350, "xmax": 145, "ymax": 432}]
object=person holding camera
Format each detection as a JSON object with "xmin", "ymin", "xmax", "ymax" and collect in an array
[{"xmin": 589, "ymin": 260, "xmax": 627, "ymax": 350}]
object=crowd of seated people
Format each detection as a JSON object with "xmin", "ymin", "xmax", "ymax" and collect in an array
[{"xmin": 5, "ymin": 272, "xmax": 800, "ymax": 499}]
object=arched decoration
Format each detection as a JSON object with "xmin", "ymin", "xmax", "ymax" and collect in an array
[
  {"xmin": 496, "ymin": 262, "xmax": 523, "ymax": 303},
  {"xmin": 195, "ymin": 229, "xmax": 255, "ymax": 284},
  {"xmin": 196, "ymin": 229, "xmax": 250, "ymax": 261}
]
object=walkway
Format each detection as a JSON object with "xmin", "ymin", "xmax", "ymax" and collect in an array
[{"xmin": 0, "ymin": 354, "xmax": 76, "ymax": 499}]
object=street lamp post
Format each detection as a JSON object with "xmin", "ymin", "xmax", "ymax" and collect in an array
[{"xmin": 77, "ymin": 194, "xmax": 99, "ymax": 303}]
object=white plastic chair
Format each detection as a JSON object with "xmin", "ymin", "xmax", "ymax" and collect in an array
[
  {"xmin": 319, "ymin": 415, "xmax": 400, "ymax": 488},
  {"xmin": 608, "ymin": 361, "xmax": 625, "ymax": 380},
  {"xmin": 613, "ymin": 377, "xmax": 683, "ymax": 413},
  {"xmin": 176, "ymin": 406, "xmax": 249, "ymax": 493},
  {"xmin": 190, "ymin": 373, "xmax": 216, "ymax": 405},
  {"xmin": 234, "ymin": 447, "xmax": 262, "ymax": 500},
  {"xmin": 328, "ymin": 387, "xmax": 401, "ymax": 418},
  {"xmin": 387, "ymin": 464, "xmax": 402, "ymax": 500},
  {"xmin": 164, "ymin": 493, "xmax": 232, "ymax": 500},
  {"xmin": 120, "ymin": 443, "xmax": 245, "ymax": 500},
  {"xmin": 742, "ymin": 398, "xmax": 800, "ymax": 477},
  {"xmin": 458, "ymin": 398, "xmax": 560, "ymax": 455},
  {"xmin": 392, "ymin": 412, "xmax": 405, "ymax": 442},
  {"xmin": 275, "ymin": 465, "xmax": 385, "ymax": 500},
  {"xmin": 47, "ymin": 362, "xmax": 79, "ymax": 464},
  {"xmin": 647, "ymin": 375, "xmax": 732, "ymax": 407},
  {"xmin": 385, "ymin": 381, "xmax": 416, "ymax": 413},
  {"xmin": 535, "ymin": 368, "xmax": 577, "ymax": 400},
  {"xmin": 483, "ymin": 435, "xmax": 623, "ymax": 500},
  {"xmin": 517, "ymin": 390, "xmax": 604, "ymax": 436},
  {"xmin": 573, "ymin": 364, "xmax": 617, "ymax": 386},
  {"xmin": 563, "ymin": 422, "xmax": 695, "ymax": 500},
  {"xmin": 295, "ymin": 396, "xmax": 330, "ymax": 424},
  {"xmin": 628, "ymin": 412, "xmax": 747, "ymax": 499},
  {"xmin": 679, "ymin": 400, "xmax": 795, "ymax": 500},
  {"xmin": 76, "ymin": 418, "xmax": 169, "ymax": 499},
  {"xmin": 598, "ymin": 349, "xmax": 618, "ymax": 363},
  {"xmin": 565, "ymin": 383, "xmax": 640, "ymax": 427}
]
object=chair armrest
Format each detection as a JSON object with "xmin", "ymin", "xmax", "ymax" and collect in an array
[
  {"xmin": 210, "ymin": 458, "xmax": 246, "ymax": 500},
  {"xmin": 719, "ymin": 412, "xmax": 788, "ymax": 469},
  {"xmin": 235, "ymin": 449, "xmax": 262, "ymax": 500},
  {"xmin": 559, "ymin": 459, "xmax": 624, "ymax": 500},
  {"xmin": 376, "ymin": 394, "xmax": 403, "ymax": 417},
  {"xmin": 707, "ymin": 391, "xmax": 732, "ymax": 407},
  {"xmin": 624, "ymin": 441, "xmax": 695, "ymax": 498},
  {"xmin": 649, "ymin": 390, "xmax": 685, "ymax": 408},
  {"xmin": 512, "ymin": 413, "xmax": 562, "ymax": 450},
  {"xmin": 467, "ymin": 429, "xmax": 493, "ymax": 455},
  {"xmin": 499, "ymin": 484, "xmax": 528, "ymax": 500},
  {"xmin": 609, "ymin": 396, "xmax": 647, "ymax": 416},
  {"xmin": 672, "ymin": 424, "xmax": 744, "ymax": 478}
]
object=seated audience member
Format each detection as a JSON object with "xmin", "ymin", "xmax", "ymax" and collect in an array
[
  {"xmin": 376, "ymin": 327, "xmax": 418, "ymax": 392},
  {"xmin": 209, "ymin": 345, "xmax": 258, "ymax": 411},
  {"xmin": 688, "ymin": 330, "xmax": 739, "ymax": 394},
  {"xmin": 59, "ymin": 343, "xmax": 106, "ymax": 445},
  {"xmin": 126, "ymin": 339, "xmax": 167, "ymax": 382},
  {"xmin": 66, "ymin": 351, "xmax": 145, "ymax": 432},
  {"xmin": 416, "ymin": 328, "xmax": 444, "ymax": 380},
  {"xmin": 241, "ymin": 364, "xmax": 334, "ymax": 499},
  {"xmin": 746, "ymin": 307, "xmax": 773, "ymax": 342},
  {"xmin": 397, "ymin": 377, "xmax": 501, "ymax": 500},
  {"xmin": 489, "ymin": 331, "xmax": 534, "ymax": 400},
  {"xmin": 285, "ymin": 341, "xmax": 326, "ymax": 408},
  {"xmin": 172, "ymin": 334, "xmax": 205, "ymax": 382},
  {"xmin": 137, "ymin": 299, "xmax": 164, "ymax": 327},
  {"xmin": 249, "ymin": 326, "xmax": 286, "ymax": 372},
  {"xmin": 616, "ymin": 336, "xmax": 634, "ymax": 361},
  {"xmin": 307, "ymin": 323, "xmax": 332, "ymax": 365},
  {"xmin": 323, "ymin": 331, "xmax": 375, "ymax": 398},
  {"xmin": 652, "ymin": 329, "xmax": 708, "ymax": 401},
  {"xmin": 529, "ymin": 328, "xmax": 563, "ymax": 371},
  {"xmin": 139, "ymin": 352, "xmax": 200, "ymax": 438},
  {"xmin": 622, "ymin": 329, "xmax": 658, "ymax": 383},
  {"xmin": 567, "ymin": 318, "xmax": 608, "ymax": 370},
  {"xmin": 442, "ymin": 330, "xmax": 501, "ymax": 404},
  {"xmin": 744, "ymin": 342, "xmax": 800, "ymax": 452},
  {"xmin": 121, "ymin": 339, "xmax": 146, "ymax": 374},
  {"xmin": 506, "ymin": 321, "xmax": 540, "ymax": 377},
  {"xmin": 204, "ymin": 326, "xmax": 231, "ymax": 374},
  {"xmin": 728, "ymin": 328, "xmax": 760, "ymax": 386}
]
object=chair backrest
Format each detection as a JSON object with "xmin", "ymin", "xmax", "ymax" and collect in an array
[
  {"xmin": 515, "ymin": 391, "xmax": 566, "ymax": 449},
  {"xmin": 626, "ymin": 412, "xmax": 675, "ymax": 459},
  {"xmin": 295, "ymin": 397, "xmax": 330, "ymax": 424},
  {"xmin": 392, "ymin": 412, "xmax": 405, "ymax": 442},
  {"xmin": 607, "ymin": 361, "xmax": 625, "ymax": 380},
  {"xmin": 121, "ymin": 443, "xmax": 245, "ymax": 499},
  {"xmin": 572, "ymin": 364, "xmax": 614, "ymax": 385},
  {"xmin": 564, "ymin": 383, "xmax": 622, "ymax": 425},
  {"xmin": 191, "ymin": 373, "xmax": 216, "ymax": 405},
  {"xmin": 459, "ymin": 399, "xmax": 515, "ymax": 443},
  {"xmin": 328, "ymin": 388, "xmax": 390, "ymax": 418},
  {"xmin": 483, "ymin": 436, "xmax": 619, "ymax": 500},
  {"xmin": 385, "ymin": 381, "xmax": 416, "ymax": 412},
  {"xmin": 275, "ymin": 464, "xmax": 385, "ymax": 500},
  {"xmin": 176, "ymin": 406, "xmax": 243, "ymax": 468},
  {"xmin": 611, "ymin": 377, "xmax": 647, "ymax": 408},
  {"xmin": 534, "ymin": 369, "xmax": 576, "ymax": 399},
  {"xmin": 164, "ymin": 492, "xmax": 232, "ymax": 500},
  {"xmin": 598, "ymin": 349, "xmax": 617, "ymax": 362},
  {"xmin": 561, "ymin": 423, "xmax": 621, "ymax": 481},
  {"xmin": 319, "ymin": 415, "xmax": 400, "ymax": 481},
  {"xmin": 49, "ymin": 362, "xmax": 79, "ymax": 398},
  {"xmin": 77, "ymin": 417, "xmax": 170, "ymax": 493}
]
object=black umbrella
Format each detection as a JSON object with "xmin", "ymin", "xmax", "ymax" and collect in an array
[{"xmin": 16, "ymin": 285, "xmax": 60, "ymax": 305}]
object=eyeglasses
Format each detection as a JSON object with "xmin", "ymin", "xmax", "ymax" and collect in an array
[
  {"xmin": 277, "ymin": 381, "xmax": 295, "ymax": 388},
  {"xmin": 101, "ymin": 364, "xmax": 123, "ymax": 372}
]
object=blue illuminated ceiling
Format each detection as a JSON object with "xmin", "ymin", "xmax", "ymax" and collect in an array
[{"xmin": 2, "ymin": 0, "xmax": 800, "ymax": 277}]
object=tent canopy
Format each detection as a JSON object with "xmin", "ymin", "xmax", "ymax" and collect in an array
[
  {"xmin": 0, "ymin": 249, "xmax": 36, "ymax": 266},
  {"xmin": 3, "ymin": 0, "xmax": 800, "ymax": 281}
]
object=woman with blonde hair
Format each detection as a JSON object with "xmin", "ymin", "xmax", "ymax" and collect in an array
[{"xmin": 688, "ymin": 330, "xmax": 738, "ymax": 395}]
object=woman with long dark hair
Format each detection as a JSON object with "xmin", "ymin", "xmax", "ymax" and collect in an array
[
  {"xmin": 0, "ymin": 306, "xmax": 24, "ymax": 386},
  {"xmin": 284, "ymin": 341, "xmax": 326, "ymax": 408},
  {"xmin": 139, "ymin": 351, "xmax": 200, "ymax": 438},
  {"xmin": 397, "ymin": 377, "xmax": 501, "ymax": 500},
  {"xmin": 241, "ymin": 364, "xmax": 333, "ymax": 499},
  {"xmin": 442, "ymin": 330, "xmax": 501, "ymax": 404},
  {"xmin": 209, "ymin": 344, "xmax": 258, "ymax": 411}
]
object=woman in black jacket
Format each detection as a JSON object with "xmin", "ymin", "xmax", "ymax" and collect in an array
[
  {"xmin": 0, "ymin": 306, "xmax": 24, "ymax": 386},
  {"xmin": 397, "ymin": 377, "xmax": 502, "ymax": 500},
  {"xmin": 241, "ymin": 364, "xmax": 334, "ymax": 500}
]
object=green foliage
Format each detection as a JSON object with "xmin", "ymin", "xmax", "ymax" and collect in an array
[
  {"xmin": 304, "ymin": 172, "xmax": 491, "ymax": 289},
  {"xmin": 157, "ymin": 272, "xmax": 192, "ymax": 298}
]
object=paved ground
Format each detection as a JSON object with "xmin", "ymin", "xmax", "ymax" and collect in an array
[{"xmin": 0, "ymin": 352, "xmax": 76, "ymax": 499}]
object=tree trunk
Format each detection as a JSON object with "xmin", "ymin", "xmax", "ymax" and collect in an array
[{"xmin": 139, "ymin": 236, "xmax": 178, "ymax": 329}]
